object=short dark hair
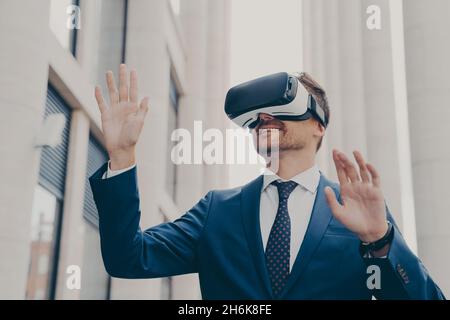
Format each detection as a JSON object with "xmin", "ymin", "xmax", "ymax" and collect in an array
[{"xmin": 297, "ymin": 72, "xmax": 330, "ymax": 151}]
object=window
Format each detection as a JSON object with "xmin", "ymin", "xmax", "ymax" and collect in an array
[
  {"xmin": 166, "ymin": 75, "xmax": 180, "ymax": 200},
  {"xmin": 49, "ymin": 0, "xmax": 80, "ymax": 55},
  {"xmin": 37, "ymin": 86, "xmax": 72, "ymax": 198},
  {"xmin": 26, "ymin": 86, "xmax": 72, "ymax": 300},
  {"xmin": 26, "ymin": 185, "xmax": 63, "ymax": 300},
  {"xmin": 80, "ymin": 135, "xmax": 110, "ymax": 299},
  {"xmin": 162, "ymin": 75, "xmax": 180, "ymax": 294},
  {"xmin": 96, "ymin": 0, "xmax": 128, "ymax": 90},
  {"xmin": 83, "ymin": 135, "xmax": 108, "ymax": 227}
]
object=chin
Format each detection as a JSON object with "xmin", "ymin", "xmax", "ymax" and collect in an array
[
  {"xmin": 256, "ymin": 140, "xmax": 280, "ymax": 153},
  {"xmin": 256, "ymin": 132, "xmax": 281, "ymax": 149}
]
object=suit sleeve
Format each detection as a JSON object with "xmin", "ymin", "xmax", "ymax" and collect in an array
[
  {"xmin": 89, "ymin": 163, "xmax": 213, "ymax": 279},
  {"xmin": 364, "ymin": 208, "xmax": 445, "ymax": 300}
]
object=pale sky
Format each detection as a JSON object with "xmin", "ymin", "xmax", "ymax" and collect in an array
[{"xmin": 228, "ymin": 0, "xmax": 303, "ymax": 187}]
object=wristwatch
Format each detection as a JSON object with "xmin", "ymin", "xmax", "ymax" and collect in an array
[{"xmin": 359, "ymin": 221, "xmax": 394, "ymax": 256}]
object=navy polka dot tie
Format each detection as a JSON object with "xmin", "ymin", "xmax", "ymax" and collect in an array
[{"xmin": 265, "ymin": 180, "xmax": 298, "ymax": 297}]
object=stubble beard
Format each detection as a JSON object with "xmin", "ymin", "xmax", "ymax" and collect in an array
[{"xmin": 257, "ymin": 130, "xmax": 304, "ymax": 154}]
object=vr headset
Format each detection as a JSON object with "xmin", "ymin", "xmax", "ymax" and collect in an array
[{"xmin": 225, "ymin": 72, "xmax": 328, "ymax": 129}]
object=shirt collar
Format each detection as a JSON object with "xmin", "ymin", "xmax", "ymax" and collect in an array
[{"xmin": 262, "ymin": 164, "xmax": 321, "ymax": 194}]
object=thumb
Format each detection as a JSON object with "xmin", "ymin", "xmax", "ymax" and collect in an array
[
  {"xmin": 138, "ymin": 97, "xmax": 150, "ymax": 119},
  {"xmin": 324, "ymin": 186, "xmax": 343, "ymax": 218}
]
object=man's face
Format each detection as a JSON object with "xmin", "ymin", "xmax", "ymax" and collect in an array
[{"xmin": 251, "ymin": 113, "xmax": 320, "ymax": 156}]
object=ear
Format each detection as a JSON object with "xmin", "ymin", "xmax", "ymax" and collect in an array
[{"xmin": 313, "ymin": 119, "xmax": 326, "ymax": 138}]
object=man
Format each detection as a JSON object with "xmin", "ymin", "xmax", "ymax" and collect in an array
[{"xmin": 90, "ymin": 64, "xmax": 444, "ymax": 299}]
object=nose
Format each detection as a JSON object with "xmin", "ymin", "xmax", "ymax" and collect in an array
[{"xmin": 258, "ymin": 113, "xmax": 275, "ymax": 121}]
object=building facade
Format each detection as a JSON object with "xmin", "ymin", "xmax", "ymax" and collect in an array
[
  {"xmin": 0, "ymin": 0, "xmax": 230, "ymax": 299},
  {"xmin": 1, "ymin": 0, "xmax": 449, "ymax": 300},
  {"xmin": 302, "ymin": 0, "xmax": 450, "ymax": 296}
]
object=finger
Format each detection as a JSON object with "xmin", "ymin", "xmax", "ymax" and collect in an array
[
  {"xmin": 333, "ymin": 149, "xmax": 349, "ymax": 186},
  {"xmin": 138, "ymin": 97, "xmax": 149, "ymax": 119},
  {"xmin": 119, "ymin": 64, "xmax": 129, "ymax": 102},
  {"xmin": 94, "ymin": 86, "xmax": 107, "ymax": 113},
  {"xmin": 106, "ymin": 71, "xmax": 119, "ymax": 105},
  {"xmin": 366, "ymin": 163, "xmax": 381, "ymax": 188},
  {"xmin": 353, "ymin": 150, "xmax": 370, "ymax": 183},
  {"xmin": 337, "ymin": 152, "xmax": 360, "ymax": 183},
  {"xmin": 324, "ymin": 186, "xmax": 344, "ymax": 219},
  {"xmin": 130, "ymin": 69, "xmax": 138, "ymax": 103}
]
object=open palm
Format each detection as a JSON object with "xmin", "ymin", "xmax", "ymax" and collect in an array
[
  {"xmin": 94, "ymin": 64, "xmax": 149, "ymax": 167},
  {"xmin": 324, "ymin": 150, "xmax": 388, "ymax": 243}
]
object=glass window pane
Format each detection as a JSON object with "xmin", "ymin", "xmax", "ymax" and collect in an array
[
  {"xmin": 80, "ymin": 135, "xmax": 110, "ymax": 299},
  {"xmin": 26, "ymin": 185, "xmax": 61, "ymax": 300},
  {"xmin": 83, "ymin": 135, "xmax": 108, "ymax": 227},
  {"xmin": 49, "ymin": 0, "xmax": 78, "ymax": 53},
  {"xmin": 166, "ymin": 76, "xmax": 180, "ymax": 200},
  {"xmin": 96, "ymin": 0, "xmax": 127, "ymax": 88}
]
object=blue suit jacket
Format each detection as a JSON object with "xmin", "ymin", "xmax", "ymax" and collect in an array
[{"xmin": 89, "ymin": 163, "xmax": 444, "ymax": 300}]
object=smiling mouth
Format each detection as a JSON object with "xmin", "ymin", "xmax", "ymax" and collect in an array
[{"xmin": 257, "ymin": 126, "xmax": 283, "ymax": 134}]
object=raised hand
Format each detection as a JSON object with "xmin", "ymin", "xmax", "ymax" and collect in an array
[
  {"xmin": 324, "ymin": 149, "xmax": 389, "ymax": 243},
  {"xmin": 94, "ymin": 64, "xmax": 149, "ymax": 170}
]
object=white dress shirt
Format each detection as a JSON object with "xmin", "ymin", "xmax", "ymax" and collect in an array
[
  {"xmin": 102, "ymin": 161, "xmax": 136, "ymax": 179},
  {"xmin": 260, "ymin": 165, "xmax": 320, "ymax": 271},
  {"xmin": 104, "ymin": 162, "xmax": 321, "ymax": 270}
]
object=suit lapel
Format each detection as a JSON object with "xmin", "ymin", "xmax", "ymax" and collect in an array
[
  {"xmin": 279, "ymin": 174, "xmax": 334, "ymax": 297},
  {"xmin": 240, "ymin": 175, "xmax": 273, "ymax": 298}
]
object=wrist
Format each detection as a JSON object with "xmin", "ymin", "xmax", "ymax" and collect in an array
[
  {"xmin": 359, "ymin": 221, "xmax": 394, "ymax": 258},
  {"xmin": 370, "ymin": 243, "xmax": 391, "ymax": 258},
  {"xmin": 359, "ymin": 221, "xmax": 389, "ymax": 243},
  {"xmin": 109, "ymin": 148, "xmax": 136, "ymax": 170}
]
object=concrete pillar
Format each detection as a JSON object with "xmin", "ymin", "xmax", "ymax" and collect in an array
[
  {"xmin": 109, "ymin": 0, "xmax": 170, "ymax": 299},
  {"xmin": 0, "ymin": 0, "xmax": 51, "ymax": 299},
  {"xmin": 334, "ymin": 1, "xmax": 368, "ymax": 159},
  {"xmin": 360, "ymin": 0, "xmax": 417, "ymax": 250},
  {"xmin": 54, "ymin": 110, "xmax": 90, "ymax": 299},
  {"xmin": 302, "ymin": 0, "xmax": 367, "ymax": 183},
  {"xmin": 171, "ymin": 0, "xmax": 209, "ymax": 300},
  {"xmin": 302, "ymin": 0, "xmax": 417, "ymax": 250},
  {"xmin": 176, "ymin": 0, "xmax": 208, "ymax": 210},
  {"xmin": 403, "ymin": 0, "xmax": 450, "ymax": 295},
  {"xmin": 317, "ymin": 0, "xmax": 343, "ymax": 173},
  {"xmin": 203, "ymin": 0, "xmax": 231, "ymax": 191},
  {"xmin": 302, "ymin": 0, "xmax": 330, "ymax": 173}
]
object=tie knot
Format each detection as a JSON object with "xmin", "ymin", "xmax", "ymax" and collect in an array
[{"xmin": 272, "ymin": 180, "xmax": 298, "ymax": 200}]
